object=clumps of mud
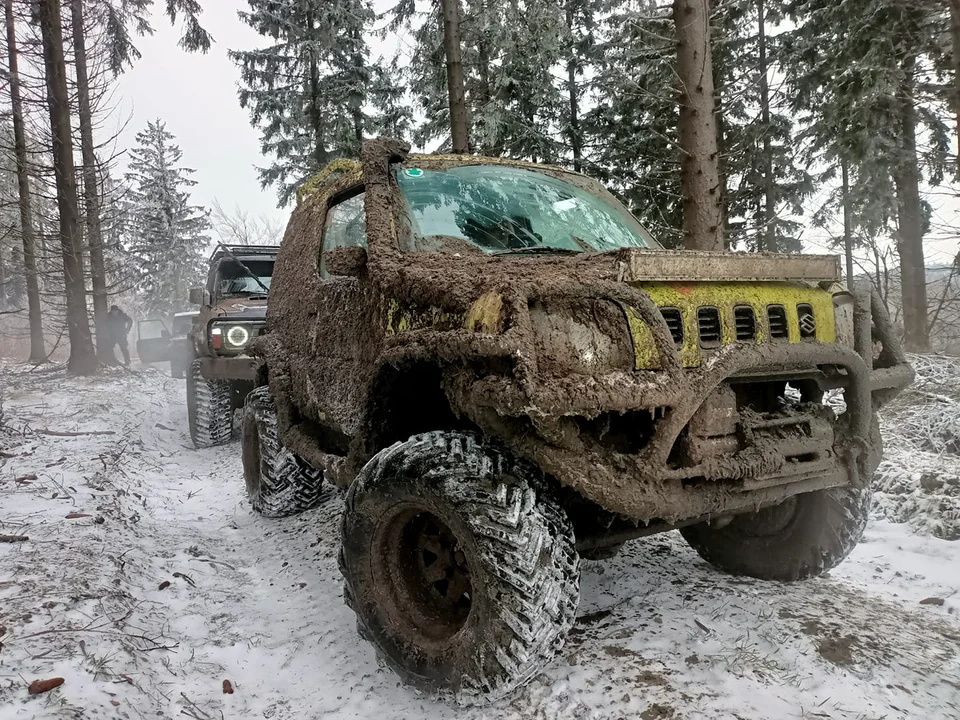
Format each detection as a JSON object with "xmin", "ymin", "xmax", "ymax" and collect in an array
[{"xmin": 874, "ymin": 354, "xmax": 960, "ymax": 540}]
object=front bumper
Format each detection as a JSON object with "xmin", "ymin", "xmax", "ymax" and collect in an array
[
  {"xmin": 444, "ymin": 285, "xmax": 914, "ymax": 523},
  {"xmin": 199, "ymin": 355, "xmax": 258, "ymax": 382}
]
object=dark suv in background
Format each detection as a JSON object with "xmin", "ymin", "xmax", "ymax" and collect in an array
[{"xmin": 186, "ymin": 245, "xmax": 278, "ymax": 448}]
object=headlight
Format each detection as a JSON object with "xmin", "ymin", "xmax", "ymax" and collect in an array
[
  {"xmin": 832, "ymin": 292, "xmax": 855, "ymax": 347},
  {"xmin": 530, "ymin": 298, "xmax": 634, "ymax": 373},
  {"xmin": 209, "ymin": 321, "xmax": 263, "ymax": 353}
]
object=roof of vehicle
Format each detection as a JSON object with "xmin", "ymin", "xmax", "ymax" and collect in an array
[
  {"xmin": 210, "ymin": 245, "xmax": 280, "ymax": 262},
  {"xmin": 296, "ymin": 154, "xmax": 588, "ymax": 203}
]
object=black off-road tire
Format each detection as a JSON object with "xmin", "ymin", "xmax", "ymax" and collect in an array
[
  {"xmin": 186, "ymin": 358, "xmax": 233, "ymax": 448},
  {"xmin": 680, "ymin": 485, "xmax": 872, "ymax": 582},
  {"xmin": 241, "ymin": 386, "xmax": 325, "ymax": 518},
  {"xmin": 340, "ymin": 431, "xmax": 581, "ymax": 705}
]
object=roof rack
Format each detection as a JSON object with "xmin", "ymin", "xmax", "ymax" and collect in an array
[{"xmin": 211, "ymin": 245, "xmax": 280, "ymax": 258}]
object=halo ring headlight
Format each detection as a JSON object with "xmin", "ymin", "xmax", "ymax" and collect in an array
[{"xmin": 226, "ymin": 325, "xmax": 250, "ymax": 347}]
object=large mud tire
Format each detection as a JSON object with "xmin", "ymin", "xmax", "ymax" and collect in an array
[
  {"xmin": 186, "ymin": 358, "xmax": 233, "ymax": 448},
  {"xmin": 241, "ymin": 386, "xmax": 325, "ymax": 518},
  {"xmin": 340, "ymin": 431, "xmax": 580, "ymax": 705},
  {"xmin": 680, "ymin": 485, "xmax": 872, "ymax": 582}
]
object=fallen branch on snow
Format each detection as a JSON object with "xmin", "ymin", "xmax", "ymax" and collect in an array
[{"xmin": 35, "ymin": 428, "xmax": 117, "ymax": 438}]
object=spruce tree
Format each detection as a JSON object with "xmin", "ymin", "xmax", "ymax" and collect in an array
[
  {"xmin": 587, "ymin": 1, "xmax": 683, "ymax": 246},
  {"xmin": 231, "ymin": 0, "xmax": 377, "ymax": 205},
  {"xmin": 785, "ymin": 0, "xmax": 949, "ymax": 350},
  {"xmin": 125, "ymin": 120, "xmax": 209, "ymax": 316}
]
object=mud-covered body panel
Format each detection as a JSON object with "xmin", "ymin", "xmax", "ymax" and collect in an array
[{"xmin": 260, "ymin": 140, "xmax": 913, "ymax": 526}]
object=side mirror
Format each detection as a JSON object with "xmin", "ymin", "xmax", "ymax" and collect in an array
[
  {"xmin": 323, "ymin": 246, "xmax": 367, "ymax": 277},
  {"xmin": 188, "ymin": 287, "xmax": 205, "ymax": 305}
]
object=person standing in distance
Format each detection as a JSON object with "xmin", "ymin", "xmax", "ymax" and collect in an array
[{"xmin": 107, "ymin": 305, "xmax": 134, "ymax": 365}]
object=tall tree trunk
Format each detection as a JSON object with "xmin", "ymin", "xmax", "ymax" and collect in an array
[
  {"xmin": 441, "ymin": 0, "xmax": 470, "ymax": 154},
  {"xmin": 70, "ymin": 0, "xmax": 111, "ymax": 363},
  {"xmin": 841, "ymin": 157, "xmax": 855, "ymax": 285},
  {"xmin": 37, "ymin": 0, "xmax": 97, "ymax": 375},
  {"xmin": 673, "ymin": 0, "xmax": 722, "ymax": 251},
  {"xmin": 565, "ymin": 3, "xmax": 582, "ymax": 172},
  {"xmin": 894, "ymin": 57, "xmax": 929, "ymax": 352},
  {"xmin": 712, "ymin": 37, "xmax": 729, "ymax": 248},
  {"xmin": 0, "ymin": 246, "xmax": 6, "ymax": 309},
  {"xmin": 757, "ymin": 0, "xmax": 774, "ymax": 252},
  {"xmin": 949, "ymin": 0, "xmax": 960, "ymax": 167},
  {"xmin": 5, "ymin": 0, "xmax": 44, "ymax": 361}
]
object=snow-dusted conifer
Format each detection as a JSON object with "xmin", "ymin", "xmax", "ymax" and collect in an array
[
  {"xmin": 125, "ymin": 120, "xmax": 209, "ymax": 316},
  {"xmin": 231, "ymin": 0, "xmax": 378, "ymax": 205}
]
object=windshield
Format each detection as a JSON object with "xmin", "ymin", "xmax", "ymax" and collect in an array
[
  {"xmin": 217, "ymin": 258, "xmax": 274, "ymax": 296},
  {"xmin": 394, "ymin": 165, "xmax": 656, "ymax": 254}
]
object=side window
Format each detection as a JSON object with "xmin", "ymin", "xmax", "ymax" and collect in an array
[{"xmin": 320, "ymin": 191, "xmax": 366, "ymax": 278}]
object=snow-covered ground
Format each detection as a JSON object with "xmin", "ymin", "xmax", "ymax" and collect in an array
[{"xmin": 1, "ymin": 364, "xmax": 959, "ymax": 720}]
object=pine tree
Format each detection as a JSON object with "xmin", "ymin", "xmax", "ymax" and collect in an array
[
  {"xmin": 36, "ymin": 0, "xmax": 98, "ymax": 375},
  {"xmin": 4, "ymin": 0, "xmax": 44, "ymax": 361},
  {"xmin": 785, "ymin": 0, "xmax": 949, "ymax": 351},
  {"xmin": 125, "ymin": 120, "xmax": 209, "ymax": 316},
  {"xmin": 587, "ymin": 1, "xmax": 684, "ymax": 246},
  {"xmin": 394, "ymin": 0, "xmax": 567, "ymax": 160},
  {"xmin": 231, "ymin": 0, "xmax": 377, "ymax": 205},
  {"xmin": 714, "ymin": 0, "xmax": 813, "ymax": 252}
]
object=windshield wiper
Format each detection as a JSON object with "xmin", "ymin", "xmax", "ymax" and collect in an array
[{"xmin": 492, "ymin": 247, "xmax": 583, "ymax": 257}]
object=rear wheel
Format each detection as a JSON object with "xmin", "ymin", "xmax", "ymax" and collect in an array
[
  {"xmin": 340, "ymin": 431, "xmax": 580, "ymax": 705},
  {"xmin": 241, "ymin": 386, "xmax": 325, "ymax": 517},
  {"xmin": 186, "ymin": 358, "xmax": 233, "ymax": 448},
  {"xmin": 679, "ymin": 485, "xmax": 872, "ymax": 581}
]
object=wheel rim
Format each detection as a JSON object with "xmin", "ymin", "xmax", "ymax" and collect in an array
[
  {"xmin": 373, "ymin": 506, "xmax": 473, "ymax": 649},
  {"xmin": 732, "ymin": 496, "xmax": 799, "ymax": 537}
]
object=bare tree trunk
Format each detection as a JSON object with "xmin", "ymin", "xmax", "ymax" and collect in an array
[
  {"xmin": 949, "ymin": 0, "xmax": 960, "ymax": 166},
  {"xmin": 37, "ymin": 0, "xmax": 97, "ymax": 375},
  {"xmin": 441, "ymin": 0, "xmax": 470, "ymax": 154},
  {"xmin": 565, "ymin": 2, "xmax": 582, "ymax": 172},
  {"xmin": 841, "ymin": 157, "xmax": 854, "ymax": 284},
  {"xmin": 70, "ymin": 0, "xmax": 111, "ymax": 364},
  {"xmin": 673, "ymin": 0, "xmax": 722, "ymax": 251},
  {"xmin": 0, "ymin": 245, "xmax": 6, "ymax": 309},
  {"xmin": 894, "ymin": 57, "xmax": 929, "ymax": 352},
  {"xmin": 5, "ymin": 0, "xmax": 44, "ymax": 362},
  {"xmin": 757, "ymin": 0, "xmax": 774, "ymax": 252},
  {"xmin": 712, "ymin": 39, "xmax": 729, "ymax": 248}
]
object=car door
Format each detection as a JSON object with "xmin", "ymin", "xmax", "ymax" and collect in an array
[
  {"xmin": 136, "ymin": 319, "xmax": 171, "ymax": 364},
  {"xmin": 308, "ymin": 189, "xmax": 383, "ymax": 438}
]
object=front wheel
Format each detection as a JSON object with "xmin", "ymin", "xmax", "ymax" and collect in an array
[
  {"xmin": 340, "ymin": 431, "xmax": 581, "ymax": 705},
  {"xmin": 186, "ymin": 358, "xmax": 233, "ymax": 448},
  {"xmin": 241, "ymin": 386, "xmax": 325, "ymax": 518},
  {"xmin": 679, "ymin": 484, "xmax": 872, "ymax": 581}
]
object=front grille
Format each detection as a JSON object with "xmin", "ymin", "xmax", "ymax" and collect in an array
[
  {"xmin": 660, "ymin": 307, "xmax": 684, "ymax": 345},
  {"xmin": 734, "ymin": 306, "xmax": 756, "ymax": 341},
  {"xmin": 768, "ymin": 305, "xmax": 788, "ymax": 339},
  {"xmin": 797, "ymin": 304, "xmax": 816, "ymax": 338},
  {"xmin": 697, "ymin": 307, "xmax": 722, "ymax": 347}
]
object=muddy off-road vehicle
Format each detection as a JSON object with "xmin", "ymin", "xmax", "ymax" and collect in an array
[
  {"xmin": 186, "ymin": 245, "xmax": 278, "ymax": 448},
  {"xmin": 241, "ymin": 140, "xmax": 913, "ymax": 703}
]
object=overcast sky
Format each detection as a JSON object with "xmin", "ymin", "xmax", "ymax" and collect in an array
[{"xmin": 113, "ymin": 2, "xmax": 290, "ymax": 229}]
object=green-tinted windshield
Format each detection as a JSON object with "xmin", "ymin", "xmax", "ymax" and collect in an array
[{"xmin": 394, "ymin": 165, "xmax": 657, "ymax": 254}]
